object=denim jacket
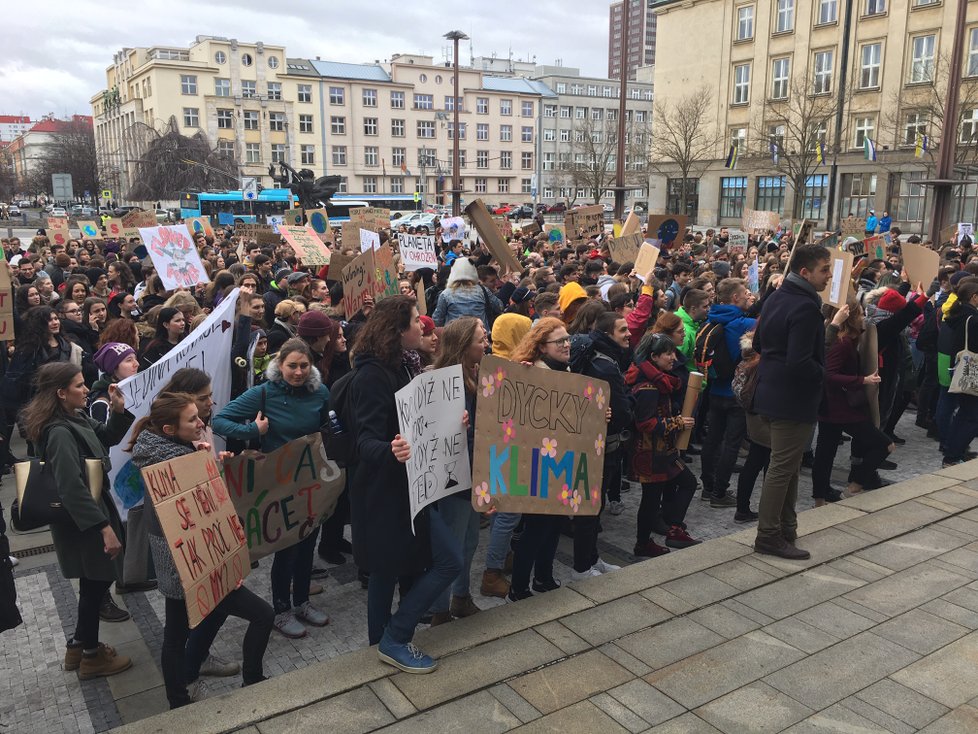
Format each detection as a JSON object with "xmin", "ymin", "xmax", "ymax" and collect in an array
[{"xmin": 431, "ymin": 284, "xmax": 503, "ymax": 330}]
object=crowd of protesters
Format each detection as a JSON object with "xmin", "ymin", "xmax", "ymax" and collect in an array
[{"xmin": 0, "ymin": 208, "xmax": 972, "ymax": 696}]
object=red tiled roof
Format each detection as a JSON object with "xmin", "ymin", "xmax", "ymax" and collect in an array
[
  {"xmin": 27, "ymin": 116, "xmax": 92, "ymax": 133},
  {"xmin": 0, "ymin": 115, "xmax": 31, "ymax": 124}
]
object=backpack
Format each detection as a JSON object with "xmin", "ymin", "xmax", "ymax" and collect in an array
[
  {"xmin": 480, "ymin": 285, "xmax": 501, "ymax": 330},
  {"xmin": 324, "ymin": 368, "xmax": 359, "ymax": 468},
  {"xmin": 731, "ymin": 356, "xmax": 760, "ymax": 410},
  {"xmin": 694, "ymin": 321, "xmax": 736, "ymax": 383}
]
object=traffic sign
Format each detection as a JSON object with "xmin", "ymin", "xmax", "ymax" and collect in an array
[
  {"xmin": 242, "ymin": 177, "xmax": 258, "ymax": 201},
  {"xmin": 413, "ymin": 191, "xmax": 421, "ymax": 202},
  {"xmin": 51, "ymin": 173, "xmax": 73, "ymax": 201},
  {"xmin": 101, "ymin": 189, "xmax": 112, "ymax": 199}
]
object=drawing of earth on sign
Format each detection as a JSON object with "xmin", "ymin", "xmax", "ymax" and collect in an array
[
  {"xmin": 81, "ymin": 223, "xmax": 99, "ymax": 238},
  {"xmin": 309, "ymin": 211, "xmax": 329, "ymax": 234},
  {"xmin": 189, "ymin": 220, "xmax": 207, "ymax": 234},
  {"xmin": 654, "ymin": 218, "xmax": 681, "ymax": 247},
  {"xmin": 549, "ymin": 228, "xmax": 563, "ymax": 244}
]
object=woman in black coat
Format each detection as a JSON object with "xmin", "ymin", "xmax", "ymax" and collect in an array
[{"xmin": 346, "ymin": 296, "xmax": 462, "ymax": 673}]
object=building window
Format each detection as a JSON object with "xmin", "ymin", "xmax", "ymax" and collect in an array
[
  {"xmin": 500, "ymin": 125, "xmax": 513, "ymax": 142},
  {"xmin": 301, "ymin": 145, "xmax": 316, "ymax": 165},
  {"xmin": 814, "ymin": 50, "xmax": 834, "ymax": 94},
  {"xmin": 245, "ymin": 143, "xmax": 261, "ymax": 163},
  {"xmin": 865, "ymin": 0, "xmax": 886, "ymax": 15},
  {"xmin": 860, "ymin": 43, "xmax": 882, "ymax": 88},
  {"xmin": 269, "ymin": 112, "xmax": 285, "ymax": 131},
  {"xmin": 475, "ymin": 123, "xmax": 488, "ymax": 141},
  {"xmin": 969, "ymin": 28, "xmax": 978, "ymax": 77},
  {"xmin": 216, "ymin": 139, "xmax": 234, "ymax": 159},
  {"xmin": 391, "ymin": 176, "xmax": 404, "ymax": 194},
  {"xmin": 365, "ymin": 146, "xmax": 379, "ymax": 166},
  {"xmin": 841, "ymin": 173, "xmax": 877, "ymax": 217},
  {"xmin": 498, "ymin": 178, "xmax": 510, "ymax": 194},
  {"xmin": 802, "ymin": 174, "xmax": 829, "ymax": 219},
  {"xmin": 720, "ymin": 177, "xmax": 748, "ymax": 218},
  {"xmin": 391, "ymin": 91, "xmax": 405, "ymax": 109},
  {"xmin": 299, "ymin": 114, "xmax": 313, "ymax": 133},
  {"xmin": 556, "ymin": 82, "xmax": 566, "ymax": 94},
  {"xmin": 444, "ymin": 96, "xmax": 463, "ymax": 111},
  {"xmin": 477, "ymin": 150, "xmax": 489, "ymax": 169},
  {"xmin": 853, "ymin": 116, "xmax": 875, "ymax": 148},
  {"xmin": 475, "ymin": 178, "xmax": 487, "ymax": 193},
  {"xmin": 522, "ymin": 100, "xmax": 534, "ymax": 117},
  {"xmin": 215, "ymin": 50, "xmax": 227, "ymax": 64},
  {"xmin": 476, "ymin": 97, "xmax": 489, "ymax": 114},
  {"xmin": 911, "ymin": 35, "xmax": 936, "ymax": 83},
  {"xmin": 522, "ymin": 178, "xmax": 533, "ymax": 195},
  {"xmin": 271, "ymin": 144, "xmax": 286, "ymax": 164},
  {"xmin": 298, "ymin": 84, "xmax": 312, "ymax": 103},
  {"xmin": 560, "ymin": 129, "xmax": 570, "ymax": 142},
  {"xmin": 458, "ymin": 149, "xmax": 466, "ymax": 169},
  {"xmin": 610, "ymin": 109, "xmax": 620, "ymax": 121},
  {"xmin": 769, "ymin": 124, "xmax": 786, "ymax": 152},
  {"xmin": 363, "ymin": 88, "xmax": 377, "ymax": 107},
  {"xmin": 500, "ymin": 99, "xmax": 513, "ymax": 116},
  {"xmin": 776, "ymin": 0, "xmax": 794, "ymax": 33},
  {"xmin": 576, "ymin": 106, "xmax": 587, "ymax": 119},
  {"xmin": 241, "ymin": 53, "xmax": 253, "ymax": 67},
  {"xmin": 267, "ymin": 82, "xmax": 282, "ymax": 101},
  {"xmin": 331, "ymin": 146, "xmax": 345, "ymax": 165},
  {"xmin": 543, "ymin": 152, "xmax": 555, "ymax": 171},
  {"xmin": 330, "ymin": 116, "xmax": 345, "ymax": 135},
  {"xmin": 364, "ymin": 176, "xmax": 377, "ymax": 194},
  {"xmin": 544, "ymin": 128, "xmax": 556, "ymax": 142},
  {"xmin": 414, "ymin": 94, "xmax": 433, "ymax": 110},
  {"xmin": 338, "ymin": 178, "xmax": 348, "ymax": 193},
  {"xmin": 543, "ymin": 187, "xmax": 554, "ymax": 199},
  {"xmin": 560, "ymin": 105, "xmax": 571, "ymax": 119},
  {"xmin": 756, "ymin": 176, "xmax": 786, "ymax": 214},
  {"xmin": 183, "ymin": 108, "xmax": 199, "ymax": 127},
  {"xmin": 391, "ymin": 119, "xmax": 405, "ymax": 137},
  {"xmin": 392, "ymin": 147, "xmax": 406, "ymax": 166},
  {"xmin": 904, "ymin": 111, "xmax": 927, "ymax": 146},
  {"xmin": 364, "ymin": 117, "xmax": 378, "ymax": 136},
  {"xmin": 180, "ymin": 75, "xmax": 197, "ymax": 95},
  {"xmin": 817, "ymin": 0, "xmax": 837, "ymax": 24},
  {"xmin": 737, "ymin": 5, "xmax": 754, "ymax": 40},
  {"xmin": 417, "ymin": 120, "xmax": 435, "ymax": 139},
  {"xmin": 592, "ymin": 108, "xmax": 603, "ymax": 121},
  {"xmin": 215, "ymin": 78, "xmax": 230, "ymax": 97},
  {"xmin": 733, "ymin": 64, "xmax": 751, "ymax": 104},
  {"xmin": 772, "ymin": 58, "xmax": 790, "ymax": 99},
  {"xmin": 521, "ymin": 126, "xmax": 533, "ymax": 143},
  {"xmin": 810, "ymin": 121, "xmax": 829, "ymax": 149},
  {"xmin": 896, "ymin": 170, "xmax": 927, "ymax": 223},
  {"xmin": 962, "ymin": 108, "xmax": 978, "ymax": 145},
  {"xmin": 500, "ymin": 151, "xmax": 512, "ymax": 169},
  {"xmin": 521, "ymin": 152, "xmax": 533, "ymax": 170},
  {"xmin": 418, "ymin": 146, "xmax": 436, "ymax": 167},
  {"xmin": 667, "ymin": 178, "xmax": 700, "ymax": 219},
  {"xmin": 243, "ymin": 110, "xmax": 259, "ymax": 131},
  {"xmin": 329, "ymin": 87, "xmax": 345, "ymax": 105},
  {"xmin": 217, "ymin": 109, "xmax": 233, "ymax": 129},
  {"xmin": 730, "ymin": 127, "xmax": 748, "ymax": 150},
  {"xmin": 544, "ymin": 105, "xmax": 556, "ymax": 118},
  {"xmin": 241, "ymin": 80, "xmax": 256, "ymax": 98},
  {"xmin": 587, "ymin": 84, "xmax": 597, "ymax": 96}
]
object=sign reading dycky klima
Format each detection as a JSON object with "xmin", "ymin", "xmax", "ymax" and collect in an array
[{"xmin": 471, "ymin": 355, "xmax": 608, "ymax": 516}]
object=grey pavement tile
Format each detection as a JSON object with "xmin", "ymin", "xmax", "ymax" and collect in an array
[
  {"xmin": 843, "ymin": 500, "xmax": 952, "ymax": 540},
  {"xmin": 531, "ymin": 621, "xmax": 591, "ymax": 655},
  {"xmin": 660, "ymin": 572, "xmax": 740, "ymax": 608},
  {"xmin": 489, "ymin": 684, "xmax": 542, "ymax": 724},
  {"xmin": 509, "ymin": 649, "xmax": 632, "ymax": 714},
  {"xmin": 935, "ymin": 515, "xmax": 978, "ymax": 539},
  {"xmin": 598, "ymin": 642, "xmax": 654, "ymax": 677},
  {"xmin": 606, "ymin": 678, "xmax": 686, "ymax": 727},
  {"xmin": 104, "ymin": 640, "xmax": 164, "ymax": 700},
  {"xmin": 645, "ymin": 712, "xmax": 722, "ymax": 733},
  {"xmin": 826, "ymin": 557, "xmax": 893, "ymax": 583},
  {"xmin": 764, "ymin": 631, "xmax": 920, "ymax": 711},
  {"xmin": 735, "ymin": 566, "xmax": 865, "ymax": 621},
  {"xmin": 873, "ymin": 608, "xmax": 970, "ymax": 656},
  {"xmin": 831, "ymin": 596, "xmax": 891, "ymax": 623},
  {"xmin": 114, "ymin": 687, "xmax": 168, "ymax": 725},
  {"xmin": 892, "ymin": 632, "xmax": 978, "ymax": 708},
  {"xmin": 694, "ymin": 681, "xmax": 813, "ymax": 734},
  {"xmin": 944, "ymin": 584, "xmax": 978, "ymax": 614},
  {"xmin": 590, "ymin": 692, "xmax": 652, "ymax": 733},
  {"xmin": 795, "ymin": 503, "xmax": 869, "ymax": 535},
  {"xmin": 842, "ymin": 562, "xmax": 971, "ymax": 619},
  {"xmin": 853, "ymin": 527, "xmax": 972, "ymax": 572},
  {"xmin": 840, "ymin": 697, "xmax": 916, "ymax": 734},
  {"xmin": 257, "ymin": 686, "xmax": 396, "ymax": 734},
  {"xmin": 688, "ymin": 602, "xmax": 763, "ymax": 639},
  {"xmin": 783, "ymin": 702, "xmax": 894, "ymax": 733},
  {"xmin": 368, "ymin": 679, "xmax": 417, "ymax": 720},
  {"xmin": 717, "ymin": 598, "xmax": 776, "ymax": 627},
  {"xmin": 638, "ymin": 587, "xmax": 697, "ymax": 615},
  {"xmin": 921, "ymin": 599, "xmax": 978, "ymax": 629},
  {"xmin": 511, "ymin": 700, "xmax": 629, "ymax": 733},
  {"xmin": 761, "ymin": 617, "xmax": 841, "ymax": 655},
  {"xmin": 375, "ymin": 690, "xmax": 521, "ymax": 734},
  {"xmin": 936, "ymin": 461, "xmax": 978, "ymax": 481},
  {"xmin": 701, "ymin": 558, "xmax": 779, "ymax": 591},
  {"xmin": 560, "ymin": 594, "xmax": 671, "ymax": 646},
  {"xmin": 840, "ymin": 473, "xmax": 960, "ymax": 512},
  {"xmin": 918, "ymin": 704, "xmax": 978, "ymax": 734},
  {"xmin": 614, "ymin": 617, "xmax": 726, "ymax": 671},
  {"xmin": 855, "ymin": 679, "xmax": 950, "ymax": 730},
  {"xmin": 645, "ymin": 631, "xmax": 805, "ymax": 709},
  {"xmin": 936, "ymin": 544, "xmax": 978, "ymax": 575}
]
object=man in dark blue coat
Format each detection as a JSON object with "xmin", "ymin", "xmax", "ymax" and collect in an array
[{"xmin": 752, "ymin": 244, "xmax": 831, "ymax": 560}]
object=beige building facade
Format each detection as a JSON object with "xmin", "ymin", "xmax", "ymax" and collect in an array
[{"xmin": 649, "ymin": 0, "xmax": 978, "ymax": 233}]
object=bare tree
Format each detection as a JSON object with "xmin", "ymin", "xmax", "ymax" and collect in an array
[
  {"xmin": 648, "ymin": 87, "xmax": 722, "ymax": 217},
  {"xmin": 24, "ymin": 117, "xmax": 100, "ymax": 199},
  {"xmin": 126, "ymin": 116, "xmax": 239, "ymax": 200},
  {"xmin": 0, "ymin": 148, "xmax": 16, "ymax": 202}
]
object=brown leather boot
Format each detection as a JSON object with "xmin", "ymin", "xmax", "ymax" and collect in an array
[
  {"xmin": 64, "ymin": 641, "xmax": 83, "ymax": 671},
  {"xmin": 753, "ymin": 536, "xmax": 810, "ymax": 560},
  {"xmin": 429, "ymin": 611, "xmax": 453, "ymax": 627},
  {"xmin": 480, "ymin": 569, "xmax": 510, "ymax": 598},
  {"xmin": 782, "ymin": 529, "xmax": 798, "ymax": 544},
  {"xmin": 78, "ymin": 643, "xmax": 133, "ymax": 680},
  {"xmin": 450, "ymin": 594, "xmax": 482, "ymax": 618}
]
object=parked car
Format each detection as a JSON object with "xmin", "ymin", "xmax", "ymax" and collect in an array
[
  {"xmin": 98, "ymin": 206, "xmax": 113, "ymax": 215},
  {"xmin": 18, "ymin": 200, "xmax": 31, "ymax": 208},
  {"xmin": 602, "ymin": 203, "xmax": 614, "ymax": 213},
  {"xmin": 50, "ymin": 206, "xmax": 67, "ymax": 217},
  {"xmin": 547, "ymin": 202, "xmax": 567, "ymax": 214},
  {"xmin": 155, "ymin": 209, "xmax": 170, "ymax": 223},
  {"xmin": 113, "ymin": 205, "xmax": 142, "ymax": 217},
  {"xmin": 8, "ymin": 205, "xmax": 21, "ymax": 216},
  {"xmin": 507, "ymin": 205, "xmax": 535, "ymax": 220},
  {"xmin": 491, "ymin": 204, "xmax": 514, "ymax": 215},
  {"xmin": 391, "ymin": 212, "xmax": 438, "ymax": 230}
]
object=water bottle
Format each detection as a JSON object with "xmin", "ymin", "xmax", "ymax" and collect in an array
[{"xmin": 328, "ymin": 410, "xmax": 344, "ymax": 434}]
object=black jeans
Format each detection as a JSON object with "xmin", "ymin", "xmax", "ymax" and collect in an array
[
  {"xmin": 270, "ymin": 527, "xmax": 319, "ymax": 614},
  {"xmin": 572, "ymin": 449, "xmax": 619, "ymax": 572},
  {"xmin": 637, "ymin": 465, "xmax": 697, "ymax": 544},
  {"xmin": 318, "ymin": 486, "xmax": 350, "ymax": 556},
  {"xmin": 812, "ymin": 420, "xmax": 891, "ymax": 496},
  {"xmin": 74, "ymin": 578, "xmax": 112, "ymax": 648},
  {"xmin": 511, "ymin": 515, "xmax": 562, "ymax": 593},
  {"xmin": 700, "ymin": 396, "xmax": 747, "ymax": 496},
  {"xmin": 736, "ymin": 442, "xmax": 770, "ymax": 513},
  {"xmin": 183, "ymin": 585, "xmax": 274, "ymax": 686}
]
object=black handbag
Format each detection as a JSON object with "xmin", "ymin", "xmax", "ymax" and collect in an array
[
  {"xmin": 10, "ymin": 458, "xmax": 69, "ymax": 531},
  {"xmin": 843, "ymin": 384, "xmax": 868, "ymax": 409}
]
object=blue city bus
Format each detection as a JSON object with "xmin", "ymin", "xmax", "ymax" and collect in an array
[
  {"xmin": 330, "ymin": 194, "xmax": 421, "ymax": 220},
  {"xmin": 179, "ymin": 189, "xmax": 296, "ymax": 226}
]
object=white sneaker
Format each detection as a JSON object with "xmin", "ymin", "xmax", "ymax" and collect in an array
[
  {"xmin": 593, "ymin": 558, "xmax": 621, "ymax": 574},
  {"xmin": 8, "ymin": 556, "xmax": 18, "ymax": 567},
  {"xmin": 608, "ymin": 500, "xmax": 625, "ymax": 516},
  {"xmin": 273, "ymin": 611, "xmax": 307, "ymax": 638},
  {"xmin": 570, "ymin": 567, "xmax": 602, "ymax": 582},
  {"xmin": 295, "ymin": 601, "xmax": 330, "ymax": 627},
  {"xmin": 187, "ymin": 678, "xmax": 208, "ymax": 702},
  {"xmin": 199, "ymin": 653, "xmax": 240, "ymax": 677}
]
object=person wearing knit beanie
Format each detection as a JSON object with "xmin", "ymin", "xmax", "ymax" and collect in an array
[
  {"xmin": 876, "ymin": 288, "xmax": 910, "ymax": 313},
  {"xmin": 419, "ymin": 315, "xmax": 436, "ymax": 336},
  {"xmin": 296, "ymin": 310, "xmax": 334, "ymax": 338},
  {"xmin": 93, "ymin": 342, "xmax": 138, "ymax": 378}
]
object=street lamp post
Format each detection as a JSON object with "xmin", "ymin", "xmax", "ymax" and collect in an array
[
  {"xmin": 613, "ymin": 0, "xmax": 631, "ymax": 222},
  {"xmin": 445, "ymin": 30, "xmax": 469, "ymax": 217}
]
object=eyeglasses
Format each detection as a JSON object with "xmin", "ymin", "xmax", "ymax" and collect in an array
[{"xmin": 546, "ymin": 336, "xmax": 571, "ymax": 346}]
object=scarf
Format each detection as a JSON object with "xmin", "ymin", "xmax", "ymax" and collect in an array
[
  {"xmin": 786, "ymin": 271, "xmax": 820, "ymax": 302},
  {"xmin": 632, "ymin": 359, "xmax": 681, "ymax": 394},
  {"xmin": 402, "ymin": 349, "xmax": 422, "ymax": 379}
]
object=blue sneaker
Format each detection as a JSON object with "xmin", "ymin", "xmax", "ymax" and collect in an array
[{"xmin": 378, "ymin": 635, "xmax": 437, "ymax": 674}]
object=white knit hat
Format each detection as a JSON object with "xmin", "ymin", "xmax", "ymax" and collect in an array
[{"xmin": 446, "ymin": 257, "xmax": 479, "ymax": 286}]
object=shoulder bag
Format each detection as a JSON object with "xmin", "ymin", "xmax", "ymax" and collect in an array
[{"xmin": 949, "ymin": 316, "xmax": 978, "ymax": 397}]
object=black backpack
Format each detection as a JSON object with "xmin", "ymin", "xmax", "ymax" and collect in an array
[
  {"xmin": 324, "ymin": 368, "xmax": 359, "ymax": 468},
  {"xmin": 694, "ymin": 321, "xmax": 736, "ymax": 383}
]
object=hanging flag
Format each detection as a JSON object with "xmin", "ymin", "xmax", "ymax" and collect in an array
[
  {"xmin": 816, "ymin": 141, "xmax": 826, "ymax": 166},
  {"xmin": 863, "ymin": 137, "xmax": 877, "ymax": 161},
  {"xmin": 382, "ymin": 159, "xmax": 387, "ymax": 177},
  {"xmin": 724, "ymin": 144, "xmax": 738, "ymax": 170},
  {"xmin": 400, "ymin": 161, "xmax": 413, "ymax": 176},
  {"xmin": 770, "ymin": 140, "xmax": 780, "ymax": 165},
  {"xmin": 914, "ymin": 133, "xmax": 928, "ymax": 159}
]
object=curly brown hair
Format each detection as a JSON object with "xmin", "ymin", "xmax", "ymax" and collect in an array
[{"xmin": 350, "ymin": 296, "xmax": 418, "ymax": 369}]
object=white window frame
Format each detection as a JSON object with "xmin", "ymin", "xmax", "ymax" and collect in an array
[
  {"xmin": 817, "ymin": 0, "xmax": 838, "ymax": 24},
  {"xmin": 776, "ymin": 0, "xmax": 794, "ymax": 33},
  {"xmin": 362, "ymin": 88, "xmax": 377, "ymax": 107},
  {"xmin": 854, "ymin": 116, "xmax": 875, "ymax": 149},
  {"xmin": 733, "ymin": 63, "xmax": 751, "ymax": 104},
  {"xmin": 245, "ymin": 142, "xmax": 261, "ymax": 164},
  {"xmin": 182, "ymin": 107, "xmax": 199, "ymax": 128},
  {"xmin": 301, "ymin": 145, "xmax": 316, "ymax": 165},
  {"xmin": 814, "ymin": 50, "xmax": 834, "ymax": 94},
  {"xmin": 391, "ymin": 119, "xmax": 405, "ymax": 137},
  {"xmin": 859, "ymin": 43, "xmax": 882, "ymax": 89},
  {"xmin": 298, "ymin": 114, "xmax": 313, "ymax": 133},
  {"xmin": 737, "ymin": 5, "xmax": 754, "ymax": 40},
  {"xmin": 180, "ymin": 75, "xmax": 197, "ymax": 95},
  {"xmin": 910, "ymin": 35, "xmax": 936, "ymax": 83},
  {"xmin": 772, "ymin": 58, "xmax": 790, "ymax": 99}
]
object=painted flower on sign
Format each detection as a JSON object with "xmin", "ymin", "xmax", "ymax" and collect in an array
[
  {"xmin": 560, "ymin": 484, "xmax": 571, "ymax": 506},
  {"xmin": 481, "ymin": 375, "xmax": 496, "ymax": 397},
  {"xmin": 494, "ymin": 367, "xmax": 506, "ymax": 386},
  {"xmin": 596, "ymin": 387, "xmax": 606, "ymax": 411},
  {"xmin": 584, "ymin": 382, "xmax": 595, "ymax": 401},
  {"xmin": 542, "ymin": 437, "xmax": 558, "ymax": 458},
  {"xmin": 594, "ymin": 433, "xmax": 605, "ymax": 456},
  {"xmin": 570, "ymin": 490, "xmax": 582, "ymax": 512},
  {"xmin": 475, "ymin": 482, "xmax": 491, "ymax": 507},
  {"xmin": 503, "ymin": 419, "xmax": 516, "ymax": 443}
]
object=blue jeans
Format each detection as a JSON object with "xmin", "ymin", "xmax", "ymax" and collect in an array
[
  {"xmin": 936, "ymin": 385, "xmax": 957, "ymax": 447},
  {"xmin": 270, "ymin": 527, "xmax": 319, "ymax": 614},
  {"xmin": 429, "ymin": 496, "xmax": 481, "ymax": 613},
  {"xmin": 944, "ymin": 393, "xmax": 978, "ymax": 462},
  {"xmin": 485, "ymin": 512, "xmax": 521, "ymax": 571},
  {"xmin": 367, "ymin": 509, "xmax": 462, "ymax": 645}
]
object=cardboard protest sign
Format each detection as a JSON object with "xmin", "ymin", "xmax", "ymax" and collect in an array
[
  {"xmin": 415, "ymin": 281, "xmax": 427, "ymax": 315},
  {"xmin": 817, "ymin": 232, "xmax": 840, "ymax": 250},
  {"xmin": 47, "ymin": 220, "xmax": 71, "ymax": 248},
  {"xmin": 792, "ymin": 219, "xmax": 814, "ymax": 245},
  {"xmin": 121, "ymin": 210, "xmax": 156, "ymax": 229},
  {"xmin": 306, "ymin": 208, "xmax": 333, "ymax": 242},
  {"xmin": 141, "ymin": 450, "xmax": 249, "ymax": 628},
  {"xmin": 138, "ymin": 225, "xmax": 210, "ymax": 289},
  {"xmin": 236, "ymin": 223, "xmax": 279, "ymax": 245},
  {"xmin": 185, "ymin": 216, "xmax": 214, "ymax": 239},
  {"xmin": 0, "ymin": 258, "xmax": 13, "ymax": 339},
  {"xmin": 342, "ymin": 248, "xmax": 376, "ymax": 319},
  {"xmin": 494, "ymin": 216, "xmax": 513, "ymax": 238},
  {"xmin": 547, "ymin": 225, "xmax": 564, "ymax": 244},
  {"xmin": 47, "ymin": 216, "xmax": 69, "ymax": 231},
  {"xmin": 520, "ymin": 221, "xmax": 542, "ymax": 237},
  {"xmin": 350, "ymin": 207, "xmax": 390, "ymax": 233},
  {"xmin": 841, "ymin": 215, "xmax": 866, "ymax": 239},
  {"xmin": 608, "ymin": 232, "xmax": 642, "ymax": 264},
  {"xmin": 864, "ymin": 235, "xmax": 886, "ymax": 261},
  {"xmin": 103, "ymin": 218, "xmax": 126, "ymax": 239},
  {"xmin": 471, "ymin": 355, "xmax": 609, "ymax": 516},
  {"xmin": 440, "ymin": 216, "xmax": 466, "ymax": 243},
  {"xmin": 958, "ymin": 223, "xmax": 974, "ymax": 243},
  {"xmin": 283, "ymin": 208, "xmax": 304, "ymax": 227},
  {"xmin": 341, "ymin": 221, "xmax": 360, "ymax": 249},
  {"xmin": 279, "ymin": 225, "xmax": 331, "ymax": 266},
  {"xmin": 727, "ymin": 231, "xmax": 748, "ymax": 255},
  {"xmin": 620, "ymin": 210, "xmax": 641, "ymax": 237},
  {"xmin": 267, "ymin": 215, "xmax": 285, "ymax": 233},
  {"xmin": 564, "ymin": 205, "xmax": 604, "ymax": 239},
  {"xmin": 647, "ymin": 214, "xmax": 688, "ymax": 249},
  {"xmin": 224, "ymin": 434, "xmax": 345, "ymax": 562},
  {"xmin": 747, "ymin": 258, "xmax": 760, "ymax": 294},
  {"xmin": 465, "ymin": 199, "xmax": 522, "ymax": 273},
  {"xmin": 742, "ymin": 209, "xmax": 779, "ymax": 234},
  {"xmin": 395, "ymin": 366, "xmax": 471, "ymax": 532},
  {"xmin": 902, "ymin": 242, "xmax": 940, "ymax": 288},
  {"xmin": 940, "ymin": 223, "xmax": 959, "ymax": 245},
  {"xmin": 360, "ymin": 228, "xmax": 381, "ymax": 252},
  {"xmin": 819, "ymin": 249, "xmax": 854, "ymax": 309},
  {"xmin": 77, "ymin": 220, "xmax": 102, "ymax": 239},
  {"xmin": 325, "ymin": 251, "xmax": 355, "ymax": 282},
  {"xmin": 633, "ymin": 242, "xmax": 661, "ymax": 283},
  {"xmin": 374, "ymin": 244, "xmax": 400, "ymax": 301},
  {"xmin": 399, "ymin": 233, "xmax": 437, "ymax": 271}
]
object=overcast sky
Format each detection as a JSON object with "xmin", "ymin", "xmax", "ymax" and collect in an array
[{"xmin": 2, "ymin": 0, "xmax": 612, "ymax": 119}]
